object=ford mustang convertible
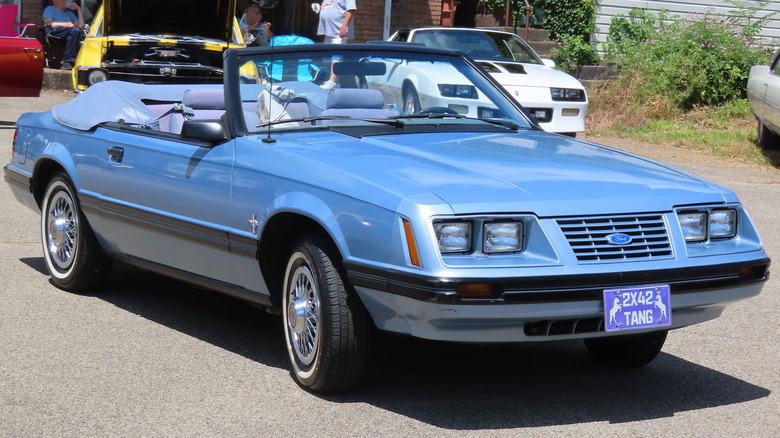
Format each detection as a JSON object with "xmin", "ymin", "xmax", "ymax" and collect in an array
[{"xmin": 4, "ymin": 43, "xmax": 770, "ymax": 393}]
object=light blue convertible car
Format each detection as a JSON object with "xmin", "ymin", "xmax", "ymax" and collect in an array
[{"xmin": 4, "ymin": 43, "xmax": 770, "ymax": 393}]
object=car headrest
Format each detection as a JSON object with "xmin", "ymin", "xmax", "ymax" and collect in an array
[
  {"xmin": 326, "ymin": 89, "xmax": 384, "ymax": 109},
  {"xmin": 182, "ymin": 89, "xmax": 225, "ymax": 109}
]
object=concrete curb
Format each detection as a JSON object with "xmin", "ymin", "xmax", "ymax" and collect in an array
[{"xmin": 43, "ymin": 69, "xmax": 73, "ymax": 92}]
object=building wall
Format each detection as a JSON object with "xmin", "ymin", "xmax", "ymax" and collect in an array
[
  {"xmin": 20, "ymin": 0, "xmax": 44, "ymax": 28},
  {"xmin": 594, "ymin": 0, "xmax": 780, "ymax": 53},
  {"xmin": 291, "ymin": 0, "xmax": 445, "ymax": 42},
  {"xmin": 18, "ymin": 0, "xmax": 443, "ymax": 43}
]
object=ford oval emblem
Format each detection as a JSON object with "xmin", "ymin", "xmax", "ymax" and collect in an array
[{"xmin": 606, "ymin": 233, "xmax": 632, "ymax": 245}]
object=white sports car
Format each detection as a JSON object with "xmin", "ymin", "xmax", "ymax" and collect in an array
[{"xmin": 389, "ymin": 27, "xmax": 588, "ymax": 136}]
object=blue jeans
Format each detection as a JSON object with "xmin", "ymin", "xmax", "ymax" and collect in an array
[{"xmin": 49, "ymin": 27, "xmax": 83, "ymax": 63}]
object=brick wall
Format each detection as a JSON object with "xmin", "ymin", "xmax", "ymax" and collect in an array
[
  {"xmin": 21, "ymin": 0, "xmax": 44, "ymax": 27},
  {"xmin": 388, "ymin": 0, "xmax": 442, "ymax": 37},
  {"xmin": 348, "ymin": 0, "xmax": 445, "ymax": 42}
]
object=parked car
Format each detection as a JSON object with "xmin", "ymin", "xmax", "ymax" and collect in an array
[
  {"xmin": 0, "ymin": 35, "xmax": 44, "ymax": 97},
  {"xmin": 72, "ymin": 0, "xmax": 254, "ymax": 91},
  {"xmin": 389, "ymin": 27, "xmax": 587, "ymax": 136},
  {"xmin": 747, "ymin": 47, "xmax": 780, "ymax": 149},
  {"xmin": 0, "ymin": 5, "xmax": 44, "ymax": 98},
  {"xmin": 5, "ymin": 43, "xmax": 770, "ymax": 393}
]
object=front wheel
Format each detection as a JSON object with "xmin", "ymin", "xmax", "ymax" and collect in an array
[
  {"xmin": 282, "ymin": 233, "xmax": 370, "ymax": 393},
  {"xmin": 41, "ymin": 173, "xmax": 112, "ymax": 291},
  {"xmin": 402, "ymin": 85, "xmax": 420, "ymax": 115},
  {"xmin": 584, "ymin": 330, "xmax": 667, "ymax": 367}
]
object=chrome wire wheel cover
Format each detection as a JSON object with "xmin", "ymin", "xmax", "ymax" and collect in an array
[
  {"xmin": 45, "ymin": 191, "xmax": 78, "ymax": 272},
  {"xmin": 286, "ymin": 264, "xmax": 320, "ymax": 367},
  {"xmin": 403, "ymin": 92, "xmax": 418, "ymax": 115}
]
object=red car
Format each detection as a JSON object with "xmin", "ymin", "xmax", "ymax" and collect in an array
[{"xmin": 0, "ymin": 35, "xmax": 44, "ymax": 97}]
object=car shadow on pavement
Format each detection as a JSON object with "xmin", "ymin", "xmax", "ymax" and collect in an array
[
  {"xmin": 20, "ymin": 257, "xmax": 290, "ymax": 370},
  {"xmin": 345, "ymin": 337, "xmax": 771, "ymax": 427},
  {"xmin": 19, "ymin": 257, "xmax": 771, "ymax": 428}
]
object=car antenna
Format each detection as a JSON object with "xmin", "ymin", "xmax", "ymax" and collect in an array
[{"xmin": 262, "ymin": 42, "xmax": 277, "ymax": 144}]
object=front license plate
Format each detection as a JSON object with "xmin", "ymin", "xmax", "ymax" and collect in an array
[{"xmin": 603, "ymin": 285, "xmax": 671, "ymax": 332}]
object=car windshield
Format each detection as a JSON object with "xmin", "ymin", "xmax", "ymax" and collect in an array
[
  {"xmin": 232, "ymin": 48, "xmax": 534, "ymax": 133},
  {"xmin": 410, "ymin": 30, "xmax": 543, "ymax": 65}
]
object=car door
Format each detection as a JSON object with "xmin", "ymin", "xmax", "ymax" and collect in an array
[
  {"xmin": 763, "ymin": 53, "xmax": 780, "ymax": 129},
  {"xmin": 81, "ymin": 128, "xmax": 241, "ymax": 286},
  {"xmin": 0, "ymin": 36, "xmax": 44, "ymax": 97}
]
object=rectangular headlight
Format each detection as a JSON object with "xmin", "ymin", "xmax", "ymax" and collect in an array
[
  {"xmin": 709, "ymin": 209, "xmax": 737, "ymax": 239},
  {"xmin": 483, "ymin": 221, "xmax": 523, "ymax": 253},
  {"xmin": 550, "ymin": 88, "xmax": 585, "ymax": 101},
  {"xmin": 679, "ymin": 212, "xmax": 707, "ymax": 242},
  {"xmin": 434, "ymin": 221, "xmax": 472, "ymax": 253},
  {"xmin": 438, "ymin": 84, "xmax": 477, "ymax": 99}
]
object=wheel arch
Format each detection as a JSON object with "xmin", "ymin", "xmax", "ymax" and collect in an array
[
  {"xmin": 401, "ymin": 78, "xmax": 418, "ymax": 95},
  {"xmin": 31, "ymin": 158, "xmax": 70, "ymax": 209},
  {"xmin": 258, "ymin": 211, "xmax": 346, "ymax": 309}
]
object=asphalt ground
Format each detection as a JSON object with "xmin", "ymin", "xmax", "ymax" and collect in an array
[{"xmin": 1, "ymin": 92, "xmax": 779, "ymax": 437}]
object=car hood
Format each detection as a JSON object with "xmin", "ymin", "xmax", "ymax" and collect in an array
[
  {"xmin": 269, "ymin": 130, "xmax": 732, "ymax": 217},
  {"xmin": 478, "ymin": 61, "xmax": 584, "ymax": 90},
  {"xmin": 103, "ymin": 0, "xmax": 236, "ymax": 41}
]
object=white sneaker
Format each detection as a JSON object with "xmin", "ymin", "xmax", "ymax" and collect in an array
[{"xmin": 320, "ymin": 80, "xmax": 337, "ymax": 90}]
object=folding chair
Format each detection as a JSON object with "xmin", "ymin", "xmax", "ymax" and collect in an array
[{"xmin": 0, "ymin": 4, "xmax": 35, "ymax": 36}]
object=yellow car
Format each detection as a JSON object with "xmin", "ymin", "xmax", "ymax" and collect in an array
[{"xmin": 72, "ymin": 0, "xmax": 256, "ymax": 91}]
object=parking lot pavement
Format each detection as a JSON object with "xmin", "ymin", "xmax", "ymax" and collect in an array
[{"xmin": 1, "ymin": 94, "xmax": 778, "ymax": 437}]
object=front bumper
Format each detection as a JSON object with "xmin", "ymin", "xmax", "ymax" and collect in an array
[
  {"xmin": 75, "ymin": 63, "xmax": 224, "ymax": 89},
  {"xmin": 348, "ymin": 258, "xmax": 769, "ymax": 342}
]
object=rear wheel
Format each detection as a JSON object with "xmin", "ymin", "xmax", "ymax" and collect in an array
[
  {"xmin": 41, "ymin": 173, "xmax": 112, "ymax": 291},
  {"xmin": 282, "ymin": 233, "xmax": 370, "ymax": 393},
  {"xmin": 584, "ymin": 330, "xmax": 667, "ymax": 367},
  {"xmin": 757, "ymin": 119, "xmax": 780, "ymax": 149}
]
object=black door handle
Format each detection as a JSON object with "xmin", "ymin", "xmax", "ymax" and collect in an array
[{"xmin": 107, "ymin": 146, "xmax": 124, "ymax": 162}]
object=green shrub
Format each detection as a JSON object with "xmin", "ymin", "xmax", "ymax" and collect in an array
[
  {"xmin": 609, "ymin": 5, "xmax": 773, "ymax": 110},
  {"xmin": 480, "ymin": 0, "xmax": 596, "ymax": 42},
  {"xmin": 534, "ymin": 0, "xmax": 596, "ymax": 41},
  {"xmin": 552, "ymin": 34, "xmax": 599, "ymax": 74},
  {"xmin": 605, "ymin": 8, "xmax": 670, "ymax": 61}
]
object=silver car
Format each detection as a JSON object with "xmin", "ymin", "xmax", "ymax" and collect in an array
[{"xmin": 747, "ymin": 47, "xmax": 780, "ymax": 149}]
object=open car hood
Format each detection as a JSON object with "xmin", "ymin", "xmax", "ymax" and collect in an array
[{"xmin": 103, "ymin": 0, "xmax": 236, "ymax": 42}]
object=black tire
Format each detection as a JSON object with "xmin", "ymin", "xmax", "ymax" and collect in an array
[
  {"xmin": 40, "ymin": 173, "xmax": 112, "ymax": 291},
  {"xmin": 402, "ymin": 84, "xmax": 420, "ymax": 115},
  {"xmin": 584, "ymin": 330, "xmax": 667, "ymax": 367},
  {"xmin": 757, "ymin": 119, "xmax": 780, "ymax": 149},
  {"xmin": 282, "ymin": 233, "xmax": 370, "ymax": 393}
]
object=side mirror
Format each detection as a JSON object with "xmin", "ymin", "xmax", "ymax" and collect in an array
[
  {"xmin": 541, "ymin": 58, "xmax": 556, "ymax": 68},
  {"xmin": 181, "ymin": 119, "xmax": 228, "ymax": 144}
]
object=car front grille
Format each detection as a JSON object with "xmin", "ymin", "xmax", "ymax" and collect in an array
[{"xmin": 556, "ymin": 214, "xmax": 672, "ymax": 262}]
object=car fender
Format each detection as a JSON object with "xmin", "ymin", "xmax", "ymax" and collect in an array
[
  {"xmin": 262, "ymin": 190, "xmax": 352, "ymax": 258},
  {"xmin": 72, "ymin": 37, "xmax": 108, "ymax": 90}
]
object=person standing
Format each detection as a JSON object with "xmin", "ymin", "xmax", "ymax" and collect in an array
[
  {"xmin": 42, "ymin": 0, "xmax": 85, "ymax": 70},
  {"xmin": 317, "ymin": 0, "xmax": 356, "ymax": 44},
  {"xmin": 317, "ymin": 0, "xmax": 356, "ymax": 89}
]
